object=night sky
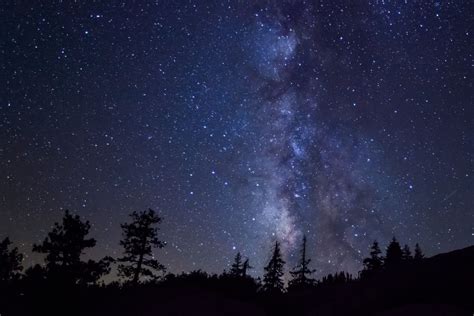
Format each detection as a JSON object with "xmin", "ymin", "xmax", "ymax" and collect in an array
[{"xmin": 1, "ymin": 1, "xmax": 473, "ymax": 278}]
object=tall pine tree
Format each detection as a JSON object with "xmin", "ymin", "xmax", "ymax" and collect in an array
[
  {"xmin": 361, "ymin": 240, "xmax": 383, "ymax": 278},
  {"xmin": 242, "ymin": 258, "xmax": 253, "ymax": 277},
  {"xmin": 262, "ymin": 241, "xmax": 285, "ymax": 293},
  {"xmin": 118, "ymin": 209, "xmax": 166, "ymax": 284},
  {"xmin": 229, "ymin": 252, "xmax": 243, "ymax": 276},
  {"xmin": 0, "ymin": 237, "xmax": 23, "ymax": 283},
  {"xmin": 402, "ymin": 244, "xmax": 412, "ymax": 261},
  {"xmin": 385, "ymin": 237, "xmax": 403, "ymax": 266},
  {"xmin": 33, "ymin": 210, "xmax": 111, "ymax": 285},
  {"xmin": 289, "ymin": 235, "xmax": 315, "ymax": 289},
  {"xmin": 414, "ymin": 243, "xmax": 424, "ymax": 261}
]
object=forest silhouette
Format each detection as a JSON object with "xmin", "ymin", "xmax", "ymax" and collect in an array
[{"xmin": 0, "ymin": 209, "xmax": 473, "ymax": 316}]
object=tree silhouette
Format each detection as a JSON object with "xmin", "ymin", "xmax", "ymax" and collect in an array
[
  {"xmin": 118, "ymin": 209, "xmax": 166, "ymax": 284},
  {"xmin": 320, "ymin": 272, "xmax": 353, "ymax": 286},
  {"xmin": 414, "ymin": 243, "xmax": 424, "ymax": 261},
  {"xmin": 0, "ymin": 237, "xmax": 23, "ymax": 283},
  {"xmin": 385, "ymin": 237, "xmax": 403, "ymax": 266},
  {"xmin": 402, "ymin": 244, "xmax": 412, "ymax": 261},
  {"xmin": 361, "ymin": 240, "xmax": 383, "ymax": 278},
  {"xmin": 229, "ymin": 252, "xmax": 243, "ymax": 276},
  {"xmin": 32, "ymin": 210, "xmax": 111, "ymax": 285},
  {"xmin": 23, "ymin": 264, "xmax": 48, "ymax": 285},
  {"xmin": 289, "ymin": 235, "xmax": 315, "ymax": 289},
  {"xmin": 262, "ymin": 241, "xmax": 285, "ymax": 293},
  {"xmin": 242, "ymin": 258, "xmax": 253, "ymax": 277}
]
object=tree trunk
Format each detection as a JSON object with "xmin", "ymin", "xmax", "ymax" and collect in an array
[
  {"xmin": 132, "ymin": 253, "xmax": 144, "ymax": 285},
  {"xmin": 132, "ymin": 231, "xmax": 147, "ymax": 285}
]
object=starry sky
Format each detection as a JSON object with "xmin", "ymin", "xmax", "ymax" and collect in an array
[{"xmin": 1, "ymin": 1, "xmax": 473, "ymax": 278}]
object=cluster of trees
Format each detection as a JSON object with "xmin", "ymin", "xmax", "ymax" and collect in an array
[
  {"xmin": 361, "ymin": 238, "xmax": 424, "ymax": 279},
  {"xmin": 0, "ymin": 209, "xmax": 166, "ymax": 288},
  {"xmin": 0, "ymin": 209, "xmax": 425, "ymax": 293},
  {"xmin": 4, "ymin": 210, "xmax": 472, "ymax": 316},
  {"xmin": 259, "ymin": 236, "xmax": 317, "ymax": 293}
]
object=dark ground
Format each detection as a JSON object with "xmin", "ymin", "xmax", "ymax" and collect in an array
[{"xmin": 1, "ymin": 245, "xmax": 473, "ymax": 316}]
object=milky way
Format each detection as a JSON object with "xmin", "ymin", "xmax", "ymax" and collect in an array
[
  {"xmin": 1, "ymin": 1, "xmax": 472, "ymax": 278},
  {"xmin": 241, "ymin": 5, "xmax": 385, "ymax": 274}
]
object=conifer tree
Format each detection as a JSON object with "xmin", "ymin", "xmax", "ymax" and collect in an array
[
  {"xmin": 229, "ymin": 252, "xmax": 243, "ymax": 276},
  {"xmin": 118, "ymin": 209, "xmax": 166, "ymax": 284},
  {"xmin": 361, "ymin": 240, "xmax": 383, "ymax": 278},
  {"xmin": 385, "ymin": 237, "xmax": 403, "ymax": 266},
  {"xmin": 242, "ymin": 258, "xmax": 253, "ymax": 277},
  {"xmin": 289, "ymin": 235, "xmax": 315, "ymax": 288},
  {"xmin": 402, "ymin": 244, "xmax": 412, "ymax": 260},
  {"xmin": 262, "ymin": 241, "xmax": 285, "ymax": 293},
  {"xmin": 0, "ymin": 237, "xmax": 23, "ymax": 283},
  {"xmin": 414, "ymin": 243, "xmax": 424, "ymax": 261},
  {"xmin": 33, "ymin": 210, "xmax": 111, "ymax": 285}
]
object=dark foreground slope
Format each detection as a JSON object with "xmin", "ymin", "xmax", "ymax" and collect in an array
[
  {"xmin": 285, "ymin": 245, "xmax": 474, "ymax": 315},
  {"xmin": 1, "ymin": 246, "xmax": 473, "ymax": 316}
]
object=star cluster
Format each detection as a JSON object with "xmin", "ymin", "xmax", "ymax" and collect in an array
[{"xmin": 1, "ymin": 1, "xmax": 472, "ymax": 277}]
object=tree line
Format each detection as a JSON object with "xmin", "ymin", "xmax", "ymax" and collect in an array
[{"xmin": 0, "ymin": 209, "xmax": 425, "ymax": 293}]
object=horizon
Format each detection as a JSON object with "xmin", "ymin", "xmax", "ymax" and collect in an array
[{"xmin": 9, "ymin": 207, "xmax": 459, "ymax": 282}]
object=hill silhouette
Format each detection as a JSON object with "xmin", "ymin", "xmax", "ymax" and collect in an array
[{"xmin": 298, "ymin": 245, "xmax": 474, "ymax": 316}]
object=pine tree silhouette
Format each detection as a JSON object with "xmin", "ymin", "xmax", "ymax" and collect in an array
[
  {"xmin": 361, "ymin": 240, "xmax": 383, "ymax": 278},
  {"xmin": 0, "ymin": 237, "xmax": 23, "ymax": 283},
  {"xmin": 262, "ymin": 241, "xmax": 285, "ymax": 293},
  {"xmin": 414, "ymin": 243, "xmax": 424, "ymax": 261},
  {"xmin": 32, "ymin": 210, "xmax": 111, "ymax": 285},
  {"xmin": 402, "ymin": 244, "xmax": 413, "ymax": 261},
  {"xmin": 229, "ymin": 252, "xmax": 243, "ymax": 276},
  {"xmin": 289, "ymin": 235, "xmax": 315, "ymax": 289},
  {"xmin": 385, "ymin": 237, "xmax": 403, "ymax": 266},
  {"xmin": 242, "ymin": 258, "xmax": 253, "ymax": 277},
  {"xmin": 118, "ymin": 209, "xmax": 166, "ymax": 284}
]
